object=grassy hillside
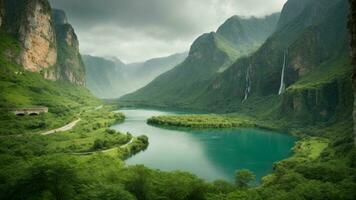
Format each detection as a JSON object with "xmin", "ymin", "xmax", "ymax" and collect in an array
[{"xmin": 0, "ymin": 32, "xmax": 100, "ymax": 135}]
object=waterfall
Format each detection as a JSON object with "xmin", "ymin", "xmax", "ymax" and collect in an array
[
  {"xmin": 278, "ymin": 50, "xmax": 287, "ymax": 95},
  {"xmin": 243, "ymin": 64, "xmax": 252, "ymax": 102}
]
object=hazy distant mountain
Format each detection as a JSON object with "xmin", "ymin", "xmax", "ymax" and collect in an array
[
  {"xmin": 83, "ymin": 52, "xmax": 187, "ymax": 98},
  {"xmin": 83, "ymin": 55, "xmax": 126, "ymax": 98},
  {"xmin": 121, "ymin": 13, "xmax": 280, "ymax": 105}
]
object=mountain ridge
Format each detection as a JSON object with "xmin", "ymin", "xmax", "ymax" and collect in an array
[{"xmin": 121, "ymin": 12, "xmax": 280, "ymax": 104}]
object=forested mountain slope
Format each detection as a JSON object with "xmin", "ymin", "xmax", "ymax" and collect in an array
[
  {"xmin": 121, "ymin": 13, "xmax": 280, "ymax": 105},
  {"xmin": 194, "ymin": 0, "xmax": 351, "ymax": 126},
  {"xmin": 123, "ymin": 0, "xmax": 352, "ymax": 129}
]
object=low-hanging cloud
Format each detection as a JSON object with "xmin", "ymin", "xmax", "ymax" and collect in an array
[{"xmin": 49, "ymin": 0, "xmax": 287, "ymax": 63}]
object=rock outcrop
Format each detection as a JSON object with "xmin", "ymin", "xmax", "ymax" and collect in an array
[
  {"xmin": 349, "ymin": 0, "xmax": 356, "ymax": 145},
  {"xmin": 0, "ymin": 0, "xmax": 85, "ymax": 85},
  {"xmin": 0, "ymin": 0, "xmax": 4, "ymax": 28},
  {"xmin": 45, "ymin": 9, "xmax": 85, "ymax": 85},
  {"xmin": 2, "ymin": 0, "xmax": 57, "ymax": 72}
]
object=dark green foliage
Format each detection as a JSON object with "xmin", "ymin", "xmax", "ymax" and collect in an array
[
  {"xmin": 106, "ymin": 128, "xmax": 117, "ymax": 134},
  {"xmin": 147, "ymin": 114, "xmax": 260, "ymax": 129},
  {"xmin": 124, "ymin": 135, "xmax": 149, "ymax": 158},
  {"xmin": 3, "ymin": 157, "xmax": 80, "ymax": 200},
  {"xmin": 92, "ymin": 139, "xmax": 106, "ymax": 150},
  {"xmin": 235, "ymin": 169, "xmax": 256, "ymax": 188}
]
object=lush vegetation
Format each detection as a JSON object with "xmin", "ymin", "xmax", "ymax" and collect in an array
[
  {"xmin": 1, "ymin": 0, "xmax": 356, "ymax": 199},
  {"xmin": 147, "ymin": 114, "xmax": 260, "ymax": 129},
  {"xmin": 1, "ymin": 119, "xmax": 355, "ymax": 200},
  {"xmin": 0, "ymin": 32, "xmax": 100, "ymax": 135}
]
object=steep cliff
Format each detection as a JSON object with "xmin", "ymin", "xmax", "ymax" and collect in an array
[
  {"xmin": 2, "ymin": 0, "xmax": 57, "ymax": 72},
  {"xmin": 192, "ymin": 0, "xmax": 352, "ymax": 125},
  {"xmin": 44, "ymin": 9, "xmax": 85, "ymax": 85},
  {"xmin": 350, "ymin": 0, "xmax": 356, "ymax": 145},
  {"xmin": 0, "ymin": 0, "xmax": 4, "ymax": 28},
  {"xmin": 0, "ymin": 1, "xmax": 85, "ymax": 85}
]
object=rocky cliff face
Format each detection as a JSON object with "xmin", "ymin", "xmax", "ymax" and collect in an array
[
  {"xmin": 45, "ymin": 9, "xmax": 85, "ymax": 85},
  {"xmin": 280, "ymin": 78, "xmax": 352, "ymax": 125},
  {"xmin": 2, "ymin": 0, "xmax": 57, "ymax": 72},
  {"xmin": 0, "ymin": 0, "xmax": 85, "ymax": 85},
  {"xmin": 194, "ymin": 0, "xmax": 350, "ymax": 114},
  {"xmin": 349, "ymin": 0, "xmax": 356, "ymax": 145},
  {"xmin": 0, "ymin": 0, "xmax": 4, "ymax": 28}
]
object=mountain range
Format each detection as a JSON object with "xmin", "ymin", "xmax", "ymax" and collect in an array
[
  {"xmin": 121, "ymin": 0, "xmax": 351, "ymax": 128},
  {"xmin": 121, "ymin": 13, "xmax": 280, "ymax": 106},
  {"xmin": 83, "ymin": 52, "xmax": 187, "ymax": 98}
]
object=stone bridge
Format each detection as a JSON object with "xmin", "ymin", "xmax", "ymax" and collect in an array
[{"xmin": 13, "ymin": 107, "xmax": 48, "ymax": 116}]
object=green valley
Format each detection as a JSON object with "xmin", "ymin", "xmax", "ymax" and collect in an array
[{"xmin": 1, "ymin": 0, "xmax": 356, "ymax": 199}]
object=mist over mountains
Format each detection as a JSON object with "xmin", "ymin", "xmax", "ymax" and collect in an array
[
  {"xmin": 121, "ymin": 13, "xmax": 280, "ymax": 106},
  {"xmin": 83, "ymin": 52, "xmax": 187, "ymax": 98}
]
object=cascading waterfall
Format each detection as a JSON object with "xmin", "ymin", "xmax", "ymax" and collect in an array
[
  {"xmin": 278, "ymin": 50, "xmax": 288, "ymax": 95},
  {"xmin": 243, "ymin": 64, "xmax": 252, "ymax": 102}
]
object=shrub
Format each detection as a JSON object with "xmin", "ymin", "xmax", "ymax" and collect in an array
[{"xmin": 235, "ymin": 169, "xmax": 255, "ymax": 188}]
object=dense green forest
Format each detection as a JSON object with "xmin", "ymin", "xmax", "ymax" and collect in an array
[{"xmin": 0, "ymin": 0, "xmax": 356, "ymax": 199}]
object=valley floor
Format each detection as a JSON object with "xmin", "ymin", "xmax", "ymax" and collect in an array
[{"xmin": 1, "ymin": 103, "xmax": 355, "ymax": 200}]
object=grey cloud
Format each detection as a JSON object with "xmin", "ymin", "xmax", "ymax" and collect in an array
[{"xmin": 49, "ymin": 0, "xmax": 287, "ymax": 62}]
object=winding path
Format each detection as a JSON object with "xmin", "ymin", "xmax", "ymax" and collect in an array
[
  {"xmin": 41, "ymin": 118, "xmax": 81, "ymax": 135},
  {"xmin": 71, "ymin": 138, "xmax": 134, "ymax": 155}
]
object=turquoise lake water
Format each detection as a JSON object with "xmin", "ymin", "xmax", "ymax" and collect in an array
[{"xmin": 111, "ymin": 109, "xmax": 296, "ymax": 183}]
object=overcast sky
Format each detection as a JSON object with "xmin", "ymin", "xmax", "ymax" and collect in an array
[{"xmin": 49, "ymin": 0, "xmax": 287, "ymax": 63}]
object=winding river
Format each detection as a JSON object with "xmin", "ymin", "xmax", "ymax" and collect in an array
[{"xmin": 111, "ymin": 109, "xmax": 296, "ymax": 183}]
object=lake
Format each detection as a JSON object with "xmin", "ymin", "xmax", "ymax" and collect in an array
[{"xmin": 111, "ymin": 109, "xmax": 296, "ymax": 183}]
